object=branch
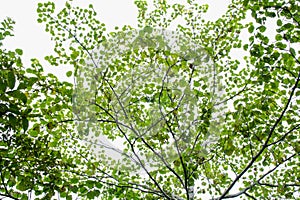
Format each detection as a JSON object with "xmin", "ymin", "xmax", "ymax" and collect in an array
[
  {"xmin": 217, "ymin": 67, "xmax": 300, "ymax": 199},
  {"xmin": 157, "ymin": 59, "xmax": 188, "ymax": 197},
  {"xmin": 214, "ymin": 82, "xmax": 248, "ymax": 106},
  {"xmin": 68, "ymin": 144, "xmax": 170, "ymax": 198},
  {"xmin": 0, "ymin": 194, "xmax": 19, "ymax": 200},
  {"xmin": 0, "ymin": 171, "xmax": 19, "ymax": 200},
  {"xmin": 66, "ymin": 169, "xmax": 166, "ymax": 198},
  {"xmin": 212, "ymin": 153, "xmax": 297, "ymax": 199},
  {"xmin": 103, "ymin": 78, "xmax": 173, "ymax": 199},
  {"xmin": 259, "ymin": 183, "xmax": 300, "ymax": 188},
  {"xmin": 244, "ymin": 192, "xmax": 257, "ymax": 200},
  {"xmin": 267, "ymin": 123, "xmax": 300, "ymax": 147}
]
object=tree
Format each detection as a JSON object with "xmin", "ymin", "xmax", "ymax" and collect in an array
[{"xmin": 1, "ymin": 0, "xmax": 299, "ymax": 199}]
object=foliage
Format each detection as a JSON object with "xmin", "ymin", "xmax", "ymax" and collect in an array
[
  {"xmin": 0, "ymin": 18, "xmax": 82, "ymax": 200},
  {"xmin": 1, "ymin": 0, "xmax": 299, "ymax": 199}
]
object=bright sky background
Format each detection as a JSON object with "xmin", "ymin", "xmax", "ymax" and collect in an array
[{"xmin": 0, "ymin": 0, "xmax": 230, "ymax": 82}]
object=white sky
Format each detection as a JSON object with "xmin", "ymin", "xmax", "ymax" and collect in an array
[{"xmin": 0, "ymin": 0, "xmax": 230, "ymax": 82}]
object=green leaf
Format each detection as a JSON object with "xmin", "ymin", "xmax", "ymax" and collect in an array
[
  {"xmin": 8, "ymin": 113, "xmax": 17, "ymax": 126},
  {"xmin": 8, "ymin": 104, "xmax": 20, "ymax": 114},
  {"xmin": 87, "ymin": 190, "xmax": 100, "ymax": 199},
  {"xmin": 282, "ymin": 23, "xmax": 294, "ymax": 30},
  {"xmin": 144, "ymin": 26, "xmax": 153, "ymax": 33},
  {"xmin": 290, "ymin": 48, "xmax": 296, "ymax": 56},
  {"xmin": 66, "ymin": 71, "xmax": 72, "ymax": 77},
  {"xmin": 7, "ymin": 71, "xmax": 15, "ymax": 89},
  {"xmin": 0, "ymin": 103, "xmax": 8, "ymax": 113},
  {"xmin": 275, "ymin": 42, "xmax": 287, "ymax": 50},
  {"xmin": 275, "ymin": 34, "xmax": 282, "ymax": 41},
  {"xmin": 66, "ymin": 195, "xmax": 72, "ymax": 200},
  {"xmin": 15, "ymin": 48, "xmax": 23, "ymax": 55},
  {"xmin": 17, "ymin": 82, "xmax": 27, "ymax": 90},
  {"xmin": 248, "ymin": 24, "xmax": 254, "ymax": 33},
  {"xmin": 27, "ymin": 77, "xmax": 38, "ymax": 87},
  {"xmin": 16, "ymin": 182, "xmax": 28, "ymax": 191},
  {"xmin": 277, "ymin": 19, "xmax": 282, "ymax": 26},
  {"xmin": 8, "ymin": 90, "xmax": 27, "ymax": 104},
  {"xmin": 266, "ymin": 11, "xmax": 276, "ymax": 18},
  {"xmin": 258, "ymin": 26, "xmax": 266, "ymax": 33},
  {"xmin": 194, "ymin": 81, "xmax": 200, "ymax": 87},
  {"xmin": 29, "ymin": 130, "xmax": 38, "ymax": 137},
  {"xmin": 22, "ymin": 117, "xmax": 29, "ymax": 132},
  {"xmin": 71, "ymin": 51, "xmax": 79, "ymax": 59},
  {"xmin": 243, "ymin": 0, "xmax": 249, "ymax": 6},
  {"xmin": 0, "ymin": 79, "xmax": 7, "ymax": 92}
]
